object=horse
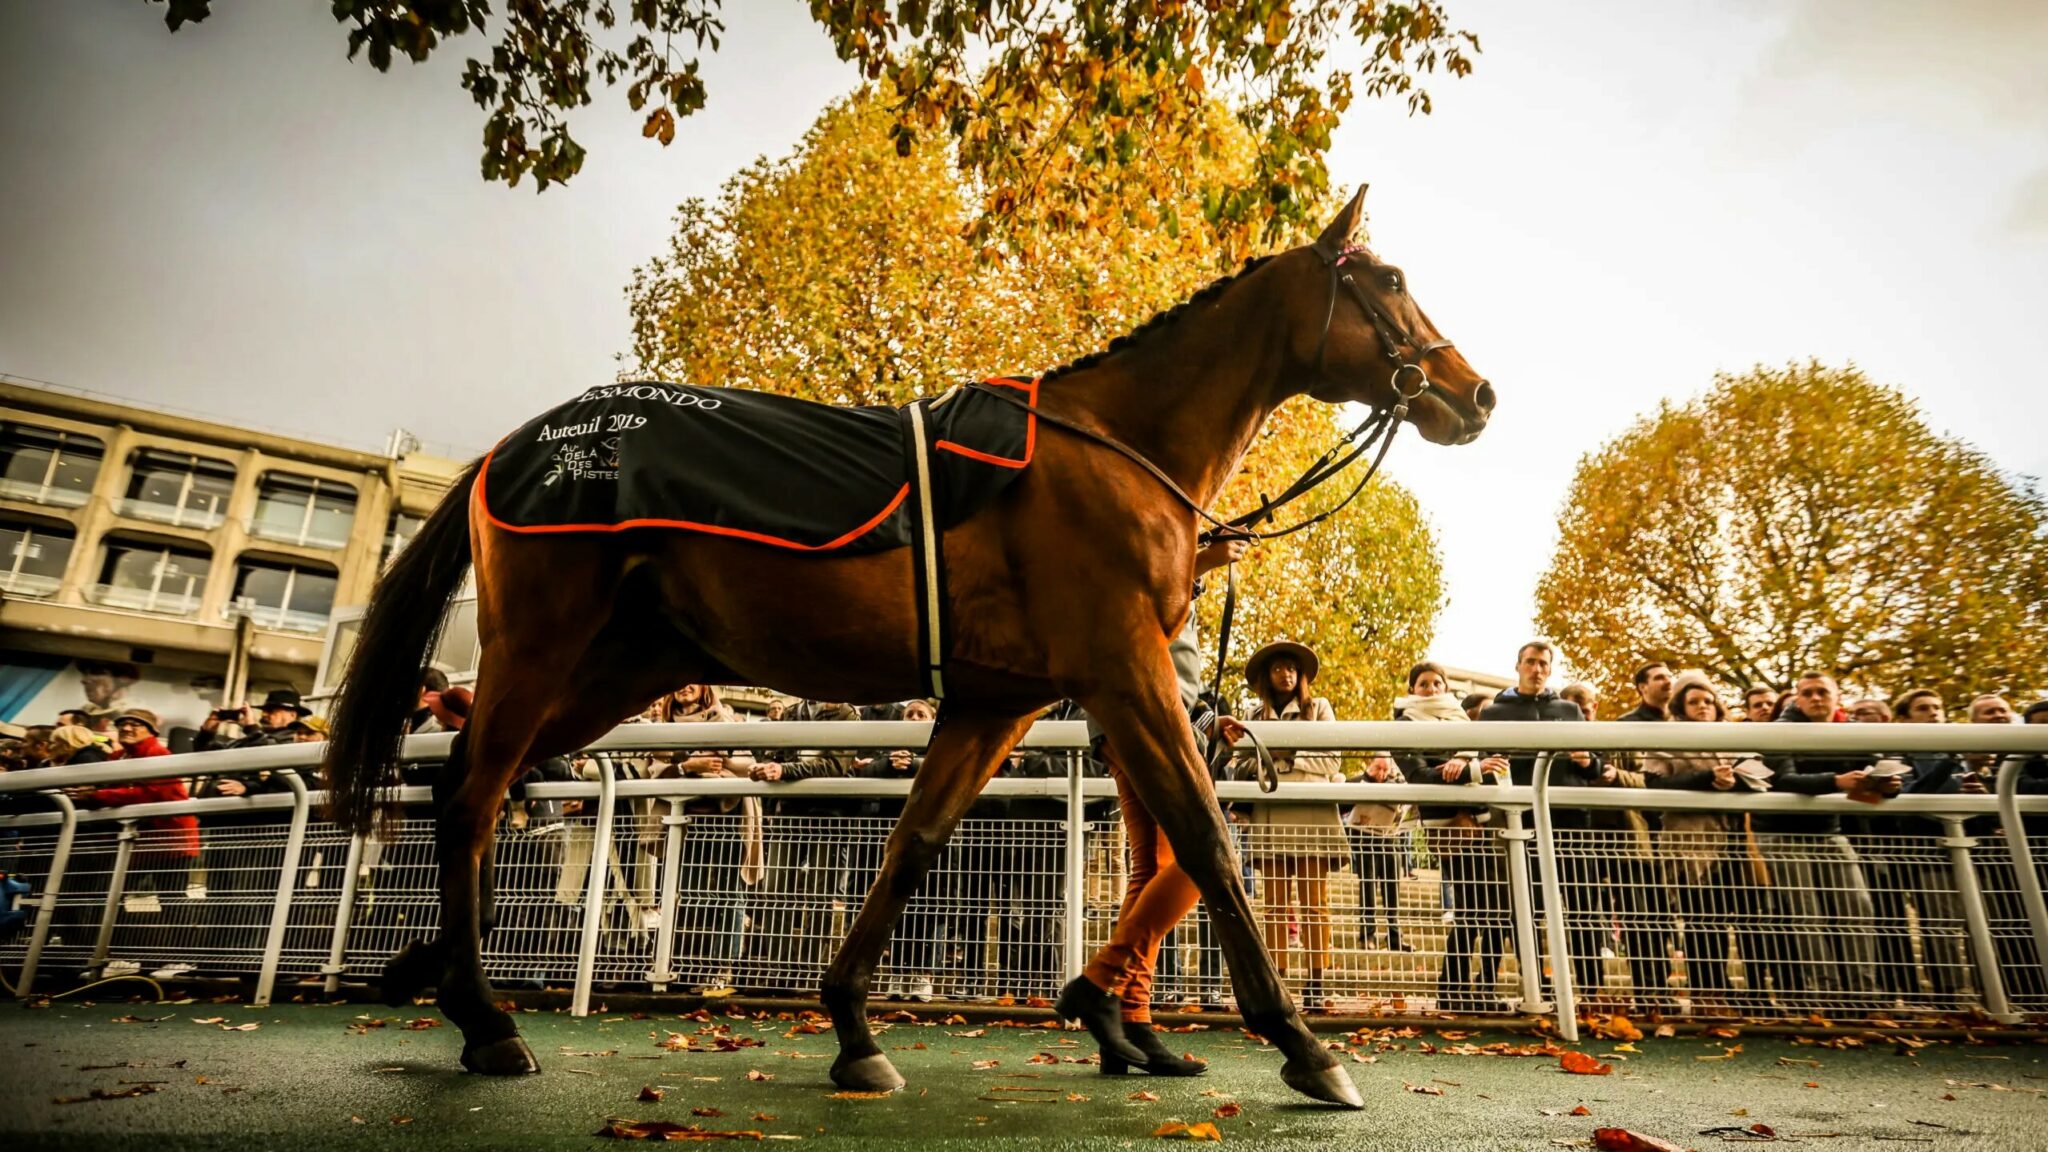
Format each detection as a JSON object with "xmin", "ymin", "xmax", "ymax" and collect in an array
[{"xmin": 321, "ymin": 186, "xmax": 1494, "ymax": 1108}]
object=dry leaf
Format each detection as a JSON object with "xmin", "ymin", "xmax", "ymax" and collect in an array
[
  {"xmin": 1067, "ymin": 1093, "xmax": 1090, "ymax": 1103},
  {"xmin": 111, "ymin": 1014, "xmax": 171, "ymax": 1024},
  {"xmin": 1653, "ymin": 1024, "xmax": 1676, "ymax": 1038},
  {"xmin": 191, "ymin": 1017, "xmax": 227, "ymax": 1025},
  {"xmin": 639, "ymin": 1086, "xmax": 664, "ymax": 1102},
  {"xmin": 826, "ymin": 1090, "xmax": 893, "ymax": 1099},
  {"xmin": 403, "ymin": 1017, "xmax": 441, "ymax": 1030},
  {"xmin": 1592, "ymin": 1128, "xmax": 1690, "ymax": 1152},
  {"xmin": 596, "ymin": 1118, "xmax": 770, "ymax": 1140},
  {"xmin": 1697, "ymin": 1045, "xmax": 1743, "ymax": 1062},
  {"xmin": 1592, "ymin": 1016, "xmax": 1643, "ymax": 1042},
  {"xmin": 1559, "ymin": 1052, "xmax": 1613, "ymax": 1076},
  {"xmin": 1152, "ymin": 1120, "xmax": 1223, "ymax": 1141},
  {"xmin": 1130, "ymin": 1090, "xmax": 1162, "ymax": 1102},
  {"xmin": 1571, "ymin": 1105, "xmax": 1592, "ymax": 1116},
  {"xmin": 221, "ymin": 1022, "xmax": 260, "ymax": 1032},
  {"xmin": 1213, "ymin": 1102, "xmax": 1242, "ymax": 1118},
  {"xmin": 745, "ymin": 1069, "xmax": 773, "ymax": 1081},
  {"xmin": 970, "ymin": 1059, "xmax": 1000, "ymax": 1070},
  {"xmin": 1403, "ymin": 1082, "xmax": 1446, "ymax": 1095},
  {"xmin": 751, "ymin": 1113, "xmax": 776, "ymax": 1122},
  {"xmin": 693, "ymin": 1107, "xmax": 725, "ymax": 1118},
  {"xmin": 54, "ymin": 1084, "xmax": 161, "ymax": 1104}
]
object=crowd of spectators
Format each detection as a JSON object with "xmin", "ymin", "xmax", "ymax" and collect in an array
[{"xmin": 3, "ymin": 645, "xmax": 2044, "ymax": 1020}]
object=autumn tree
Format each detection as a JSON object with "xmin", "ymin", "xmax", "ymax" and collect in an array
[
  {"xmin": 625, "ymin": 88, "xmax": 1444, "ymax": 719},
  {"xmin": 149, "ymin": 1, "xmax": 1476, "ymax": 250},
  {"xmin": 1535, "ymin": 362, "xmax": 2048, "ymax": 710}
]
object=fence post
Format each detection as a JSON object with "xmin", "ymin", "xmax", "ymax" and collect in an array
[
  {"xmin": 571, "ymin": 763, "xmax": 619, "ymax": 1017},
  {"xmin": 1498, "ymin": 807, "xmax": 1547, "ymax": 1016},
  {"xmin": 321, "ymin": 830, "xmax": 366, "ymax": 995},
  {"xmin": 1995, "ymin": 756, "xmax": 2048, "ymax": 987},
  {"xmin": 87, "ymin": 820, "xmax": 138, "ymax": 976},
  {"xmin": 1529, "ymin": 754, "xmax": 1580, "ymax": 1041},
  {"xmin": 648, "ymin": 812, "xmax": 686, "ymax": 990},
  {"xmin": 1940, "ymin": 815, "xmax": 2014, "ymax": 1022},
  {"xmin": 253, "ymin": 772, "xmax": 313, "ymax": 1007},
  {"xmin": 17, "ymin": 791, "xmax": 79, "ymax": 997},
  {"xmin": 1063, "ymin": 751, "xmax": 1087, "ymax": 979}
]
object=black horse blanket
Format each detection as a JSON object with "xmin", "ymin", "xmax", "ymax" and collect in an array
[{"xmin": 480, "ymin": 378, "xmax": 1037, "ymax": 553}]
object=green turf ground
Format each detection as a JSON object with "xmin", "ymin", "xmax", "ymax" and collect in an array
[{"xmin": 6, "ymin": 1001, "xmax": 2044, "ymax": 1150}]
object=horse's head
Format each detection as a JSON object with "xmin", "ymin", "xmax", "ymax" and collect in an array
[{"xmin": 1288, "ymin": 186, "xmax": 1493, "ymax": 446}]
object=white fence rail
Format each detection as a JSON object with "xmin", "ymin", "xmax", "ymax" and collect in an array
[{"xmin": 2, "ymin": 722, "xmax": 2043, "ymax": 1045}]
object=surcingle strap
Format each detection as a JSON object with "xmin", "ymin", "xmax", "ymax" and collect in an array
[{"xmin": 901, "ymin": 399, "xmax": 950, "ymax": 699}]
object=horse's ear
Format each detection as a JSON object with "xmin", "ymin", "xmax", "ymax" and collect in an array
[{"xmin": 1315, "ymin": 185, "xmax": 1369, "ymax": 250}]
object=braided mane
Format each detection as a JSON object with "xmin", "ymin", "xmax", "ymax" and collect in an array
[{"xmin": 1040, "ymin": 255, "xmax": 1277, "ymax": 383}]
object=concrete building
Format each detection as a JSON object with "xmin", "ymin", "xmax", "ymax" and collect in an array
[{"xmin": 0, "ymin": 376, "xmax": 466, "ymax": 734}]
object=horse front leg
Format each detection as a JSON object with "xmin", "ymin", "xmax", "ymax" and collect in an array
[
  {"xmin": 1084, "ymin": 654, "xmax": 1362, "ymax": 1109},
  {"xmin": 821, "ymin": 708, "xmax": 1034, "ymax": 1092}
]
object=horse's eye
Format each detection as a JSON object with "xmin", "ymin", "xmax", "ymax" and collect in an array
[{"xmin": 1385, "ymin": 274, "xmax": 1404, "ymax": 294}]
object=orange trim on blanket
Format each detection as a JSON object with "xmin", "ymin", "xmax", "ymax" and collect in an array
[
  {"xmin": 934, "ymin": 375, "xmax": 1038, "ymax": 468},
  {"xmin": 477, "ymin": 445, "xmax": 913, "ymax": 551}
]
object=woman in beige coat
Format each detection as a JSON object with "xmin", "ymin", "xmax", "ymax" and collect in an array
[{"xmin": 1240, "ymin": 640, "xmax": 1347, "ymax": 1011}]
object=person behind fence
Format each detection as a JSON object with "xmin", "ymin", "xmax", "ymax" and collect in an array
[
  {"xmin": 1756, "ymin": 671, "xmax": 1895, "ymax": 1010},
  {"xmin": 1409, "ymin": 681, "xmax": 1507, "ymax": 1014},
  {"xmin": 1476, "ymin": 641, "xmax": 1610, "ymax": 1004},
  {"xmin": 750, "ymin": 700, "xmax": 867, "ymax": 990},
  {"xmin": 1151, "ymin": 691, "xmax": 1247, "ymax": 1013},
  {"xmin": 1962, "ymin": 694, "xmax": 2047, "ymax": 1004},
  {"xmin": 1238, "ymin": 639, "xmax": 1347, "ymax": 1014},
  {"xmin": 1738, "ymin": 686, "xmax": 1777, "ymax": 724},
  {"xmin": 192, "ymin": 687, "xmax": 310, "ymax": 752},
  {"xmin": 1642, "ymin": 678, "xmax": 1765, "ymax": 1016},
  {"xmin": 68, "ymin": 709, "xmax": 198, "ymax": 978},
  {"xmin": 1361, "ymin": 660, "xmax": 1470, "ymax": 957},
  {"xmin": 188, "ymin": 727, "xmax": 299, "ymax": 980},
  {"xmin": 852, "ymin": 699, "xmax": 944, "ymax": 1002},
  {"xmin": 656, "ymin": 684, "xmax": 762, "ymax": 997},
  {"xmin": 1607, "ymin": 660, "xmax": 1679, "ymax": 1016},
  {"xmin": 407, "ymin": 667, "xmax": 452, "ymax": 733},
  {"xmin": 1863, "ymin": 688, "xmax": 1969, "ymax": 1010}
]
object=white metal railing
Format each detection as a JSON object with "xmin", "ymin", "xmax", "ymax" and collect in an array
[
  {"xmin": 82, "ymin": 582, "xmax": 204, "ymax": 617},
  {"xmin": 0, "ymin": 570, "xmax": 62, "ymax": 597},
  {"xmin": 113, "ymin": 497, "xmax": 225, "ymax": 530},
  {"xmin": 220, "ymin": 602, "xmax": 330, "ymax": 634},
  {"xmin": 2, "ymin": 721, "xmax": 2042, "ymax": 1039},
  {"xmin": 0, "ymin": 477, "xmax": 90, "ymax": 507},
  {"xmin": 244, "ymin": 516, "xmax": 352, "ymax": 550}
]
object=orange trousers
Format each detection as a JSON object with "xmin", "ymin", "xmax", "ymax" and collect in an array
[{"xmin": 1080, "ymin": 751, "xmax": 1204, "ymax": 1023}]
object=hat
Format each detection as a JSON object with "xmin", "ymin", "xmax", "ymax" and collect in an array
[
  {"xmin": 113, "ymin": 708, "xmax": 162, "ymax": 735},
  {"xmin": 50, "ymin": 725, "xmax": 104, "ymax": 752},
  {"xmin": 0, "ymin": 721, "xmax": 24, "ymax": 740},
  {"xmin": 87, "ymin": 703, "xmax": 123, "ymax": 719},
  {"xmin": 426, "ymin": 686, "xmax": 473, "ymax": 729},
  {"xmin": 289, "ymin": 714, "xmax": 331, "ymax": 737},
  {"xmin": 2024, "ymin": 699, "xmax": 2048, "ymax": 723},
  {"xmin": 257, "ymin": 688, "xmax": 311, "ymax": 717},
  {"xmin": 1244, "ymin": 640, "xmax": 1320, "ymax": 691}
]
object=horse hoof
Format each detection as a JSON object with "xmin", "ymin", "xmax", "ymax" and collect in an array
[
  {"xmin": 830, "ymin": 1052, "xmax": 906, "ymax": 1094},
  {"xmin": 381, "ymin": 941, "xmax": 440, "ymax": 1007},
  {"xmin": 1281, "ymin": 1059, "xmax": 1364, "ymax": 1109},
  {"xmin": 461, "ymin": 1036, "xmax": 540, "ymax": 1076}
]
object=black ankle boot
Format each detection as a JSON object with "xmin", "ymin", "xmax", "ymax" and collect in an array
[
  {"xmin": 1056, "ymin": 976, "xmax": 1148, "ymax": 1064},
  {"xmin": 1100, "ymin": 1021, "xmax": 1207, "ymax": 1076}
]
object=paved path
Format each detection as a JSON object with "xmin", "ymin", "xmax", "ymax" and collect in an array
[{"xmin": 7, "ymin": 1002, "xmax": 2045, "ymax": 1149}]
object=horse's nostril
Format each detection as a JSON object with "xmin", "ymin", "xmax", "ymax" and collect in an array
[{"xmin": 1473, "ymin": 380, "xmax": 1497, "ymax": 413}]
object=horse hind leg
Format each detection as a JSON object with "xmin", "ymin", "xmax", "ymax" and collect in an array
[{"xmin": 822, "ymin": 707, "xmax": 1034, "ymax": 1093}]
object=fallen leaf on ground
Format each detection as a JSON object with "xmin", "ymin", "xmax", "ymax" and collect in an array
[
  {"xmin": 1654, "ymin": 1024, "xmax": 1676, "ymax": 1038},
  {"xmin": 971, "ymin": 1059, "xmax": 1000, "ymax": 1070},
  {"xmin": 1571, "ymin": 1105, "xmax": 1593, "ymax": 1116},
  {"xmin": 1593, "ymin": 1128, "xmax": 1690, "ymax": 1152},
  {"xmin": 1403, "ymin": 1082, "xmax": 1446, "ymax": 1095},
  {"xmin": 638, "ymin": 1086, "xmax": 664, "ymax": 1102},
  {"xmin": 751, "ymin": 1113, "xmax": 776, "ymax": 1122},
  {"xmin": 1559, "ymin": 1052, "xmax": 1613, "ymax": 1076},
  {"xmin": 1130, "ymin": 1090, "xmax": 1161, "ymax": 1102},
  {"xmin": 596, "ymin": 1118, "xmax": 770, "ymax": 1140},
  {"xmin": 1067, "ymin": 1093, "xmax": 1090, "ymax": 1102},
  {"xmin": 54, "ymin": 1084, "xmax": 161, "ymax": 1104},
  {"xmin": 1027, "ymin": 1053, "xmax": 1059, "ymax": 1065},
  {"xmin": 1152, "ymin": 1121, "xmax": 1223, "ymax": 1141},
  {"xmin": 745, "ymin": 1069, "xmax": 773, "ymax": 1081},
  {"xmin": 403, "ymin": 1017, "xmax": 441, "ymax": 1030},
  {"xmin": 1697, "ymin": 1045, "xmax": 1743, "ymax": 1062},
  {"xmin": 1704, "ymin": 1026, "xmax": 1742, "ymax": 1039},
  {"xmin": 111, "ymin": 1014, "xmax": 171, "ymax": 1024},
  {"xmin": 1593, "ymin": 1016, "xmax": 1643, "ymax": 1042},
  {"xmin": 191, "ymin": 1017, "xmax": 227, "ymax": 1025},
  {"xmin": 220, "ymin": 1022, "xmax": 259, "ymax": 1032},
  {"xmin": 826, "ymin": 1090, "xmax": 892, "ymax": 1099},
  {"xmin": 1612, "ymin": 1043, "xmax": 1640, "ymax": 1054},
  {"xmin": 693, "ymin": 1107, "xmax": 725, "ymax": 1118}
]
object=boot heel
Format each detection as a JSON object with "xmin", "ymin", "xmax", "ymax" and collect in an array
[{"xmin": 1099, "ymin": 1052, "xmax": 1130, "ymax": 1075}]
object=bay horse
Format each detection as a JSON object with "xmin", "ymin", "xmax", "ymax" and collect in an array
[{"xmin": 321, "ymin": 186, "xmax": 1493, "ymax": 1107}]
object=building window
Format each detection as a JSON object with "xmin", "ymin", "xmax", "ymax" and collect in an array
[
  {"xmin": 0, "ymin": 424, "xmax": 103, "ymax": 508},
  {"xmin": 382, "ymin": 510, "xmax": 424, "ymax": 568},
  {"xmin": 250, "ymin": 473, "xmax": 357, "ymax": 549},
  {"xmin": 227, "ymin": 559, "xmax": 338, "ymax": 634},
  {"xmin": 0, "ymin": 520, "xmax": 76, "ymax": 597},
  {"xmin": 91, "ymin": 539, "xmax": 211, "ymax": 616},
  {"xmin": 118, "ymin": 450, "xmax": 236, "ymax": 529}
]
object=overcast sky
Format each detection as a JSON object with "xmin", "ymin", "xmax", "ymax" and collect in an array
[{"xmin": 3, "ymin": 0, "xmax": 2043, "ymax": 680}]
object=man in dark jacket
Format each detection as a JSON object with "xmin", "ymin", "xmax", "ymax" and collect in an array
[
  {"xmin": 1755, "ymin": 671, "xmax": 1892, "ymax": 1007},
  {"xmin": 1864, "ymin": 690, "xmax": 1967, "ymax": 1008},
  {"xmin": 1607, "ymin": 661, "xmax": 1676, "ymax": 1014},
  {"xmin": 1475, "ymin": 641, "xmax": 1610, "ymax": 1003},
  {"xmin": 751, "ymin": 700, "xmax": 869, "ymax": 985},
  {"xmin": 193, "ymin": 688, "xmax": 309, "ymax": 752}
]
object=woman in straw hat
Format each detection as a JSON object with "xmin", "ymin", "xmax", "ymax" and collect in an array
[{"xmin": 1240, "ymin": 640, "xmax": 1347, "ymax": 1013}]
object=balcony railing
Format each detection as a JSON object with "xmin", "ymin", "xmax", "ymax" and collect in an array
[
  {"xmin": 0, "ymin": 571, "xmax": 62, "ymax": 598},
  {"xmin": 0, "ymin": 478, "xmax": 91, "ymax": 508},
  {"xmin": 114, "ymin": 497, "xmax": 225, "ymax": 531},
  {"xmin": 245, "ymin": 516, "xmax": 353, "ymax": 550},
  {"xmin": 222, "ymin": 601, "xmax": 331, "ymax": 634},
  {"xmin": 84, "ymin": 582, "xmax": 203, "ymax": 617}
]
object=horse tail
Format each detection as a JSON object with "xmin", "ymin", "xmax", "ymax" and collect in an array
[{"xmin": 323, "ymin": 456, "xmax": 483, "ymax": 833}]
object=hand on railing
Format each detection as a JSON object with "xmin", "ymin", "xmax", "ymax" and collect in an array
[{"xmin": 749, "ymin": 762, "xmax": 784, "ymax": 782}]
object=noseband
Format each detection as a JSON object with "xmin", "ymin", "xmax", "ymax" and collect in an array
[{"xmin": 1310, "ymin": 238, "xmax": 1458, "ymax": 410}]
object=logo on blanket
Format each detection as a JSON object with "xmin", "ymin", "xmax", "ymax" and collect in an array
[{"xmin": 541, "ymin": 435, "xmax": 622, "ymax": 486}]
